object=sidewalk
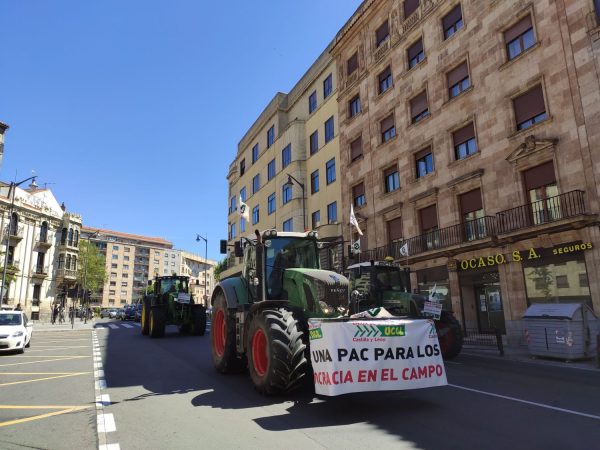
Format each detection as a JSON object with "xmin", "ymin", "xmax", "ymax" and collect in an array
[
  {"xmin": 462, "ymin": 344, "xmax": 600, "ymax": 371},
  {"xmin": 32, "ymin": 320, "xmax": 97, "ymax": 332}
]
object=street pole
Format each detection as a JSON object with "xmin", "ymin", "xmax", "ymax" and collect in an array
[
  {"xmin": 196, "ymin": 234, "xmax": 208, "ymax": 307},
  {"xmin": 285, "ymin": 174, "xmax": 306, "ymax": 231},
  {"xmin": 1, "ymin": 176, "xmax": 37, "ymax": 305}
]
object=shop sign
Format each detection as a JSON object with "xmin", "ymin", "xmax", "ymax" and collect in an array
[{"xmin": 459, "ymin": 242, "xmax": 593, "ymax": 271}]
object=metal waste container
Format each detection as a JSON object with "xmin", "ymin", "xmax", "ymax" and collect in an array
[{"xmin": 523, "ymin": 303, "xmax": 598, "ymax": 360}]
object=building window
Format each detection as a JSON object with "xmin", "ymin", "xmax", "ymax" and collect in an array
[
  {"xmin": 110, "ymin": 281, "xmax": 116, "ymax": 287},
  {"xmin": 579, "ymin": 273, "xmax": 589, "ymax": 288},
  {"xmin": 311, "ymin": 170, "xmax": 320, "ymax": 194},
  {"xmin": 387, "ymin": 217, "xmax": 403, "ymax": 244},
  {"xmin": 112, "ymin": 254, "xmax": 118, "ymax": 260},
  {"xmin": 123, "ymin": 264, "xmax": 129, "ymax": 270},
  {"xmin": 310, "ymin": 131, "xmax": 319, "ymax": 155},
  {"xmin": 240, "ymin": 187, "xmax": 247, "ymax": 202},
  {"xmin": 353, "ymin": 183, "xmax": 366, "ymax": 207},
  {"xmin": 229, "ymin": 222, "xmax": 237, "ymax": 240},
  {"xmin": 312, "ymin": 210, "xmax": 321, "ymax": 229},
  {"xmin": 281, "ymin": 144, "xmax": 291, "ymax": 168},
  {"xmin": 124, "ymin": 248, "xmax": 130, "ymax": 253},
  {"xmin": 415, "ymin": 147, "xmax": 434, "ymax": 178},
  {"xmin": 447, "ymin": 61, "xmax": 470, "ymax": 98},
  {"xmin": 349, "ymin": 95, "xmax": 361, "ymax": 118},
  {"xmin": 283, "ymin": 219, "xmax": 293, "ymax": 232},
  {"xmin": 112, "ymin": 245, "xmax": 119, "ymax": 251},
  {"xmin": 556, "ymin": 275, "xmax": 569, "ymax": 288},
  {"xmin": 375, "ymin": 20, "xmax": 389, "ymax": 47},
  {"xmin": 267, "ymin": 125, "xmax": 275, "ymax": 148},
  {"xmin": 327, "ymin": 202, "xmax": 337, "ymax": 224},
  {"xmin": 505, "ymin": 15, "xmax": 535, "ymax": 60},
  {"xmin": 523, "ymin": 161, "xmax": 559, "ymax": 225},
  {"xmin": 453, "ymin": 122, "xmax": 477, "ymax": 160},
  {"xmin": 323, "ymin": 73, "xmax": 333, "ymax": 98},
  {"xmin": 347, "ymin": 52, "xmax": 358, "ymax": 76},
  {"xmin": 252, "ymin": 143, "xmax": 259, "ymax": 164},
  {"xmin": 252, "ymin": 205, "xmax": 260, "ymax": 225},
  {"xmin": 410, "ymin": 91, "xmax": 430, "ymax": 123},
  {"xmin": 123, "ymin": 256, "xmax": 129, "ymax": 261},
  {"xmin": 419, "ymin": 204, "xmax": 439, "ymax": 249},
  {"xmin": 384, "ymin": 166, "xmax": 400, "ymax": 193},
  {"xmin": 378, "ymin": 66, "xmax": 392, "ymax": 94},
  {"xmin": 350, "ymin": 136, "xmax": 363, "ymax": 163},
  {"xmin": 443, "ymin": 4, "xmax": 463, "ymax": 40},
  {"xmin": 268, "ymin": 159, "xmax": 276, "ymax": 181},
  {"xmin": 404, "ymin": 0, "xmax": 420, "ymax": 18},
  {"xmin": 240, "ymin": 158, "xmax": 245, "ymax": 176},
  {"xmin": 380, "ymin": 115, "xmax": 396, "ymax": 143},
  {"xmin": 229, "ymin": 196, "xmax": 236, "ymax": 214},
  {"xmin": 514, "ymin": 85, "xmax": 546, "ymax": 130},
  {"xmin": 326, "ymin": 158, "xmax": 336, "ymax": 184},
  {"xmin": 309, "ymin": 90, "xmax": 317, "ymax": 113},
  {"xmin": 253, "ymin": 174, "xmax": 260, "ymax": 194},
  {"xmin": 282, "ymin": 184, "xmax": 292, "ymax": 205},
  {"xmin": 408, "ymin": 38, "xmax": 425, "ymax": 69},
  {"xmin": 268, "ymin": 193, "xmax": 276, "ymax": 215},
  {"xmin": 240, "ymin": 217, "xmax": 246, "ymax": 233},
  {"xmin": 460, "ymin": 189, "xmax": 486, "ymax": 241},
  {"xmin": 324, "ymin": 116, "xmax": 335, "ymax": 143}
]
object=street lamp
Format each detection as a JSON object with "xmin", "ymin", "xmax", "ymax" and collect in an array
[
  {"xmin": 1, "ymin": 176, "xmax": 37, "ymax": 305},
  {"xmin": 196, "ymin": 234, "xmax": 208, "ymax": 307},
  {"xmin": 283, "ymin": 173, "xmax": 306, "ymax": 231}
]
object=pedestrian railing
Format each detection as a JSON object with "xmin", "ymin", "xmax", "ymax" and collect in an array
[{"xmin": 463, "ymin": 328, "xmax": 504, "ymax": 356}]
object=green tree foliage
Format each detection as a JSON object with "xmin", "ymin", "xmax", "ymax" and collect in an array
[
  {"xmin": 0, "ymin": 251, "xmax": 18, "ymax": 295},
  {"xmin": 77, "ymin": 240, "xmax": 107, "ymax": 300},
  {"xmin": 213, "ymin": 258, "xmax": 228, "ymax": 282}
]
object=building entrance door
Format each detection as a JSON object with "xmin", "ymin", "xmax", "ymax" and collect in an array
[{"xmin": 474, "ymin": 283, "xmax": 505, "ymax": 334}]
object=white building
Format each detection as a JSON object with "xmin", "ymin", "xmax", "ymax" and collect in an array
[{"xmin": 179, "ymin": 251, "xmax": 216, "ymax": 307}]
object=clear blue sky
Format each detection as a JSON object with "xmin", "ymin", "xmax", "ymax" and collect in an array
[{"xmin": 0, "ymin": 0, "xmax": 362, "ymax": 260}]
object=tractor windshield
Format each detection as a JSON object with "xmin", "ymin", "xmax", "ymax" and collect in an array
[
  {"xmin": 264, "ymin": 237, "xmax": 319, "ymax": 299},
  {"xmin": 159, "ymin": 278, "xmax": 189, "ymax": 295},
  {"xmin": 350, "ymin": 265, "xmax": 409, "ymax": 294}
]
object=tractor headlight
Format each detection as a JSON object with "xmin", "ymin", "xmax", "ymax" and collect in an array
[
  {"xmin": 12, "ymin": 331, "xmax": 24, "ymax": 337},
  {"xmin": 319, "ymin": 301, "xmax": 334, "ymax": 315},
  {"xmin": 308, "ymin": 231, "xmax": 318, "ymax": 239}
]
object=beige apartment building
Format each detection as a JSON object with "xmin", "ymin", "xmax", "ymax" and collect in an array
[
  {"xmin": 82, "ymin": 227, "xmax": 174, "ymax": 307},
  {"xmin": 331, "ymin": 0, "xmax": 600, "ymax": 343},
  {"xmin": 224, "ymin": 44, "xmax": 344, "ymax": 274}
]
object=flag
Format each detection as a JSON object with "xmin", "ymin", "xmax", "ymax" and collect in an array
[
  {"xmin": 239, "ymin": 197, "xmax": 250, "ymax": 221},
  {"xmin": 351, "ymin": 238, "xmax": 361, "ymax": 254},
  {"xmin": 399, "ymin": 242, "xmax": 409, "ymax": 257},
  {"xmin": 429, "ymin": 284, "xmax": 438, "ymax": 302},
  {"xmin": 349, "ymin": 204, "xmax": 363, "ymax": 236}
]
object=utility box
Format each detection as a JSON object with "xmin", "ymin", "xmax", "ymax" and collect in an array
[{"xmin": 523, "ymin": 303, "xmax": 599, "ymax": 360}]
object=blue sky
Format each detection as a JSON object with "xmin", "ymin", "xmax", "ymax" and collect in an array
[{"xmin": 0, "ymin": 0, "xmax": 362, "ymax": 260}]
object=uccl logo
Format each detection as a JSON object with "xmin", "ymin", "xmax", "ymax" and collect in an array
[
  {"xmin": 309, "ymin": 328, "xmax": 323, "ymax": 340},
  {"xmin": 354, "ymin": 324, "xmax": 406, "ymax": 337}
]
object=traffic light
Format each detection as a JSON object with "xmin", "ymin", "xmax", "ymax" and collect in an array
[{"xmin": 220, "ymin": 239, "xmax": 227, "ymax": 254}]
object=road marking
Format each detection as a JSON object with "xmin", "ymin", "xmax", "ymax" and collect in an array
[
  {"xmin": 449, "ymin": 384, "xmax": 600, "ymax": 421},
  {"xmin": 121, "ymin": 324, "xmax": 134, "ymax": 329},
  {"xmin": 108, "ymin": 324, "xmax": 119, "ymax": 329},
  {"xmin": 99, "ymin": 444, "xmax": 120, "ymax": 450},
  {"xmin": 0, "ymin": 405, "xmax": 92, "ymax": 428},
  {"xmin": 97, "ymin": 413, "xmax": 116, "ymax": 433},
  {"xmin": 132, "ymin": 323, "xmax": 141, "ymax": 327},
  {"xmin": 32, "ymin": 339, "xmax": 91, "ymax": 342},
  {"xmin": 96, "ymin": 394, "xmax": 111, "ymax": 408},
  {"xmin": 0, "ymin": 356, "xmax": 89, "ymax": 367},
  {"xmin": 0, "ymin": 372, "xmax": 91, "ymax": 387},
  {"xmin": 96, "ymin": 379, "xmax": 107, "ymax": 390}
]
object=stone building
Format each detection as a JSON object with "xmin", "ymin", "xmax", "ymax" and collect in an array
[
  {"xmin": 180, "ymin": 251, "xmax": 216, "ymax": 307},
  {"xmin": 331, "ymin": 0, "xmax": 600, "ymax": 343}
]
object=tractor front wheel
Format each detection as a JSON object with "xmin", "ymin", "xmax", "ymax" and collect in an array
[
  {"xmin": 149, "ymin": 307, "xmax": 166, "ymax": 338},
  {"xmin": 191, "ymin": 305, "xmax": 206, "ymax": 336},
  {"xmin": 436, "ymin": 311, "xmax": 463, "ymax": 360},
  {"xmin": 141, "ymin": 298, "xmax": 150, "ymax": 335},
  {"xmin": 247, "ymin": 308, "xmax": 308, "ymax": 395},
  {"xmin": 211, "ymin": 293, "xmax": 242, "ymax": 373}
]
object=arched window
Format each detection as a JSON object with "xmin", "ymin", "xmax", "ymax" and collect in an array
[
  {"xmin": 66, "ymin": 255, "xmax": 72, "ymax": 271},
  {"xmin": 61, "ymin": 228, "xmax": 67, "ymax": 245},
  {"xmin": 72, "ymin": 256, "xmax": 77, "ymax": 271},
  {"xmin": 59, "ymin": 254, "xmax": 65, "ymax": 269},
  {"xmin": 9, "ymin": 213, "xmax": 18, "ymax": 235},
  {"xmin": 40, "ymin": 222, "xmax": 48, "ymax": 243},
  {"xmin": 68, "ymin": 228, "xmax": 74, "ymax": 246},
  {"xmin": 74, "ymin": 230, "xmax": 79, "ymax": 247}
]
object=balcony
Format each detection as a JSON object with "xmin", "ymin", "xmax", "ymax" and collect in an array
[
  {"xmin": 359, "ymin": 190, "xmax": 592, "ymax": 262},
  {"xmin": 58, "ymin": 240, "xmax": 79, "ymax": 251},
  {"xmin": 35, "ymin": 234, "xmax": 52, "ymax": 248},
  {"xmin": 372, "ymin": 39, "xmax": 390, "ymax": 63},
  {"xmin": 56, "ymin": 268, "xmax": 77, "ymax": 280},
  {"xmin": 31, "ymin": 265, "xmax": 48, "ymax": 279},
  {"xmin": 4, "ymin": 225, "xmax": 24, "ymax": 242}
]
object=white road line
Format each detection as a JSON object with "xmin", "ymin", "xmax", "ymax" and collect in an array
[
  {"xmin": 97, "ymin": 413, "xmax": 116, "ymax": 433},
  {"xmin": 108, "ymin": 324, "xmax": 119, "ymax": 329},
  {"xmin": 121, "ymin": 324, "xmax": 134, "ymax": 329},
  {"xmin": 95, "ymin": 394, "xmax": 111, "ymax": 408},
  {"xmin": 94, "ymin": 369, "xmax": 105, "ymax": 378},
  {"xmin": 99, "ymin": 444, "xmax": 120, "ymax": 450},
  {"xmin": 96, "ymin": 379, "xmax": 107, "ymax": 390},
  {"xmin": 449, "ymin": 384, "xmax": 600, "ymax": 421}
]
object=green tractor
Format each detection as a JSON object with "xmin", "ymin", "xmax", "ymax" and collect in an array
[
  {"xmin": 141, "ymin": 275, "xmax": 206, "ymax": 338},
  {"xmin": 211, "ymin": 230, "xmax": 349, "ymax": 395},
  {"xmin": 346, "ymin": 260, "xmax": 463, "ymax": 359}
]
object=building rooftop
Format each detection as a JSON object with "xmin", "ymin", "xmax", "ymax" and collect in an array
[{"xmin": 82, "ymin": 226, "xmax": 173, "ymax": 247}]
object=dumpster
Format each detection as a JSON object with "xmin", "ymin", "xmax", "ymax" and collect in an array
[{"xmin": 523, "ymin": 303, "xmax": 599, "ymax": 360}]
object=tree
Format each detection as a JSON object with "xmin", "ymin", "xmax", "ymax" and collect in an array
[
  {"xmin": 0, "ymin": 251, "xmax": 18, "ymax": 303},
  {"xmin": 212, "ymin": 258, "xmax": 228, "ymax": 282},
  {"xmin": 77, "ymin": 240, "xmax": 107, "ymax": 304}
]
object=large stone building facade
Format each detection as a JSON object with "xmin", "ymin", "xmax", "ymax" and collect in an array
[
  {"xmin": 331, "ymin": 0, "xmax": 600, "ymax": 343},
  {"xmin": 180, "ymin": 251, "xmax": 216, "ymax": 307}
]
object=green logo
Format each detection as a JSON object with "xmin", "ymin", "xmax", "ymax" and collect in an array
[
  {"xmin": 354, "ymin": 324, "xmax": 406, "ymax": 338},
  {"xmin": 309, "ymin": 328, "xmax": 323, "ymax": 340}
]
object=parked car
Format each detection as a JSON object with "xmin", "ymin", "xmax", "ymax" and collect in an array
[
  {"xmin": 133, "ymin": 304, "xmax": 143, "ymax": 322},
  {"xmin": 100, "ymin": 308, "xmax": 117, "ymax": 319},
  {"xmin": 116, "ymin": 308, "xmax": 125, "ymax": 320},
  {"xmin": 122, "ymin": 306, "xmax": 136, "ymax": 321},
  {"xmin": 0, "ymin": 311, "xmax": 33, "ymax": 353}
]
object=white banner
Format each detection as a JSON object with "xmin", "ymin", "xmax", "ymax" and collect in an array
[{"xmin": 308, "ymin": 318, "xmax": 447, "ymax": 396}]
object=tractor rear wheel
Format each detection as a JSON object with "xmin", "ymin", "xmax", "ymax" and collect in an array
[
  {"xmin": 149, "ymin": 307, "xmax": 166, "ymax": 338},
  {"xmin": 247, "ymin": 308, "xmax": 308, "ymax": 395},
  {"xmin": 437, "ymin": 311, "xmax": 463, "ymax": 360},
  {"xmin": 211, "ymin": 293, "xmax": 242, "ymax": 373},
  {"xmin": 141, "ymin": 298, "xmax": 150, "ymax": 335},
  {"xmin": 191, "ymin": 305, "xmax": 206, "ymax": 336}
]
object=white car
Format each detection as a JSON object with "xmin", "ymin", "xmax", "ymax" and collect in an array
[{"xmin": 0, "ymin": 311, "xmax": 33, "ymax": 353}]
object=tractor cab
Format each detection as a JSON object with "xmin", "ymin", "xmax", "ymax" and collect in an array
[{"xmin": 155, "ymin": 276, "xmax": 190, "ymax": 296}]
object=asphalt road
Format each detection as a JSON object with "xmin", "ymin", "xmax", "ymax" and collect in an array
[{"xmin": 91, "ymin": 319, "xmax": 600, "ymax": 450}]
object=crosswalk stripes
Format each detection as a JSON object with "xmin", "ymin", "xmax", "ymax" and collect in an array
[{"xmin": 94, "ymin": 323, "xmax": 140, "ymax": 330}]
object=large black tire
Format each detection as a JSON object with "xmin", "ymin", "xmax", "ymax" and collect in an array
[
  {"xmin": 149, "ymin": 307, "xmax": 166, "ymax": 338},
  {"xmin": 211, "ymin": 293, "xmax": 243, "ymax": 373},
  {"xmin": 141, "ymin": 298, "xmax": 150, "ymax": 335},
  {"xmin": 247, "ymin": 308, "xmax": 308, "ymax": 396},
  {"xmin": 191, "ymin": 305, "xmax": 206, "ymax": 336},
  {"xmin": 437, "ymin": 311, "xmax": 463, "ymax": 360}
]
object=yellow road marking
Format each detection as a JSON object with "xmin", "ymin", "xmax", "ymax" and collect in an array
[
  {"xmin": 0, "ymin": 405, "xmax": 92, "ymax": 428},
  {"xmin": 0, "ymin": 355, "xmax": 89, "ymax": 358},
  {"xmin": 0, "ymin": 356, "xmax": 90, "ymax": 367},
  {"xmin": 0, "ymin": 372, "xmax": 90, "ymax": 387}
]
